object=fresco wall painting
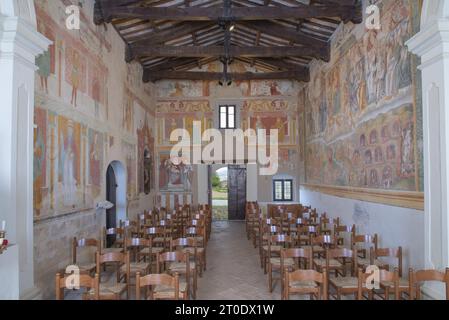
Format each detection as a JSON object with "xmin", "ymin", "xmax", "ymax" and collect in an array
[{"xmin": 301, "ymin": 0, "xmax": 423, "ymax": 209}]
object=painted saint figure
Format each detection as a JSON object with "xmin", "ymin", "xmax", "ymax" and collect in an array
[
  {"xmin": 60, "ymin": 122, "xmax": 77, "ymax": 207},
  {"xmin": 89, "ymin": 132, "xmax": 101, "ymax": 187},
  {"xmin": 70, "ymin": 51, "xmax": 80, "ymax": 107}
]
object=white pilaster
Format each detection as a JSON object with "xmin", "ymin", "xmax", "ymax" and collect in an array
[
  {"xmin": 0, "ymin": 0, "xmax": 51, "ymax": 299},
  {"xmin": 407, "ymin": 0, "xmax": 449, "ymax": 300}
]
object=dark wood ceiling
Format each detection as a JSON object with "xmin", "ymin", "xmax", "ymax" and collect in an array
[{"xmin": 94, "ymin": 0, "xmax": 362, "ymax": 83}]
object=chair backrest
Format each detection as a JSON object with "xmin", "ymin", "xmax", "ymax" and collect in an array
[
  {"xmin": 295, "ymin": 218, "xmax": 306, "ymax": 226},
  {"xmin": 281, "ymin": 247, "xmax": 313, "ymax": 269},
  {"xmin": 334, "ymin": 224, "xmax": 355, "ymax": 236},
  {"xmin": 120, "ymin": 219, "xmax": 137, "ymax": 228},
  {"xmin": 326, "ymin": 248, "xmax": 357, "ymax": 275},
  {"xmin": 320, "ymin": 216, "xmax": 339, "ymax": 228},
  {"xmin": 188, "ymin": 219, "xmax": 204, "ymax": 228},
  {"xmin": 136, "ymin": 272, "xmax": 180, "ymax": 300},
  {"xmin": 300, "ymin": 225, "xmax": 318, "ymax": 235},
  {"xmin": 103, "ymin": 227, "xmax": 125, "ymax": 247},
  {"xmin": 285, "ymin": 269, "xmax": 328, "ymax": 300},
  {"xmin": 352, "ymin": 233, "xmax": 378, "ymax": 248},
  {"xmin": 358, "ymin": 267, "xmax": 399, "ymax": 300},
  {"xmin": 138, "ymin": 213, "xmax": 153, "ymax": 230},
  {"xmin": 409, "ymin": 268, "xmax": 449, "ymax": 300},
  {"xmin": 312, "ymin": 235, "xmax": 336, "ymax": 247},
  {"xmin": 372, "ymin": 246, "xmax": 403, "ymax": 277},
  {"xmin": 170, "ymin": 237, "xmax": 197, "ymax": 252},
  {"xmin": 96, "ymin": 251, "xmax": 130, "ymax": 277},
  {"xmin": 352, "ymin": 233, "xmax": 378, "ymax": 258},
  {"xmin": 157, "ymin": 251, "xmax": 190, "ymax": 275},
  {"xmin": 72, "ymin": 237, "xmax": 99, "ymax": 265},
  {"xmin": 55, "ymin": 272, "xmax": 99, "ymax": 300},
  {"xmin": 145, "ymin": 227, "xmax": 166, "ymax": 238},
  {"xmin": 124, "ymin": 237, "xmax": 150, "ymax": 250}
]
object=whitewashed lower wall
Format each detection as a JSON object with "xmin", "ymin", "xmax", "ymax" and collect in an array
[{"xmin": 300, "ymin": 188, "xmax": 425, "ymax": 273}]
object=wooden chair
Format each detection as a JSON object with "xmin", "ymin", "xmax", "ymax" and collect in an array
[
  {"xmin": 102, "ymin": 227, "xmax": 125, "ymax": 254},
  {"xmin": 157, "ymin": 251, "xmax": 191, "ymax": 300},
  {"xmin": 267, "ymin": 235, "xmax": 293, "ymax": 292},
  {"xmin": 185, "ymin": 226, "xmax": 206, "ymax": 246},
  {"xmin": 280, "ymin": 212, "xmax": 296, "ymax": 235},
  {"xmin": 260, "ymin": 224, "xmax": 281, "ymax": 271},
  {"xmin": 136, "ymin": 272, "xmax": 183, "ymax": 300},
  {"xmin": 95, "ymin": 251, "xmax": 129, "ymax": 300},
  {"xmin": 280, "ymin": 247, "xmax": 313, "ymax": 295},
  {"xmin": 351, "ymin": 233, "xmax": 378, "ymax": 262},
  {"xmin": 325, "ymin": 248, "xmax": 359, "ymax": 300},
  {"xmin": 137, "ymin": 212, "xmax": 153, "ymax": 232},
  {"xmin": 283, "ymin": 269, "xmax": 328, "ymax": 300},
  {"xmin": 364, "ymin": 247, "xmax": 409, "ymax": 299},
  {"xmin": 289, "ymin": 217, "xmax": 306, "ymax": 238},
  {"xmin": 246, "ymin": 206, "xmax": 259, "ymax": 240},
  {"xmin": 72, "ymin": 237, "xmax": 99, "ymax": 275},
  {"xmin": 120, "ymin": 219, "xmax": 139, "ymax": 238},
  {"xmin": 307, "ymin": 234, "xmax": 337, "ymax": 259},
  {"xmin": 358, "ymin": 267, "xmax": 400, "ymax": 300},
  {"xmin": 170, "ymin": 238, "xmax": 199, "ymax": 296},
  {"xmin": 145, "ymin": 226, "xmax": 169, "ymax": 250},
  {"xmin": 308, "ymin": 209, "xmax": 319, "ymax": 225},
  {"xmin": 334, "ymin": 224, "xmax": 355, "ymax": 248},
  {"xmin": 319, "ymin": 217, "xmax": 339, "ymax": 235},
  {"xmin": 123, "ymin": 238, "xmax": 151, "ymax": 295},
  {"xmin": 55, "ymin": 272, "xmax": 100, "ymax": 300},
  {"xmin": 409, "ymin": 268, "xmax": 449, "ymax": 300},
  {"xmin": 296, "ymin": 225, "xmax": 318, "ymax": 247}
]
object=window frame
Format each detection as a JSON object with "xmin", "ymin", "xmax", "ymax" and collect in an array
[
  {"xmin": 272, "ymin": 179, "xmax": 293, "ymax": 202},
  {"xmin": 218, "ymin": 105, "xmax": 236, "ymax": 129}
]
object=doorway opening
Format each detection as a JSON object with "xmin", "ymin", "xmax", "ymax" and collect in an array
[
  {"xmin": 211, "ymin": 166, "xmax": 228, "ymax": 221},
  {"xmin": 105, "ymin": 161, "xmax": 127, "ymax": 247},
  {"xmin": 210, "ymin": 164, "xmax": 247, "ymax": 221}
]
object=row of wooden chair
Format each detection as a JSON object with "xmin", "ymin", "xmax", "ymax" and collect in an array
[
  {"xmin": 61, "ymin": 205, "xmax": 213, "ymax": 300},
  {"xmin": 61, "ymin": 236, "xmax": 207, "ymax": 300},
  {"xmin": 246, "ymin": 201, "xmax": 449, "ymax": 300},
  {"xmin": 283, "ymin": 264, "xmax": 449, "ymax": 300}
]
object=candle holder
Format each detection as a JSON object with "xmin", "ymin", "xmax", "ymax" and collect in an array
[{"xmin": 0, "ymin": 230, "xmax": 7, "ymax": 254}]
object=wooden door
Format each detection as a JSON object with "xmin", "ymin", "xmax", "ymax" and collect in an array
[
  {"xmin": 228, "ymin": 165, "xmax": 247, "ymax": 220},
  {"xmin": 106, "ymin": 165, "xmax": 117, "ymax": 247}
]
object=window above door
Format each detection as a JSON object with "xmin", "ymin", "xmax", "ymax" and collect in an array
[{"xmin": 219, "ymin": 105, "xmax": 236, "ymax": 129}]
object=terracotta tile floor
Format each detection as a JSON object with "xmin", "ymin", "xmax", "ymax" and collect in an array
[{"xmin": 197, "ymin": 221, "xmax": 280, "ymax": 300}]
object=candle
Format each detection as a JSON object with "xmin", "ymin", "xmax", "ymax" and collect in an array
[{"xmin": 1, "ymin": 220, "xmax": 5, "ymax": 231}]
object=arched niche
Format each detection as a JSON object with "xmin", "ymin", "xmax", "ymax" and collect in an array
[{"xmin": 106, "ymin": 161, "xmax": 128, "ymax": 226}]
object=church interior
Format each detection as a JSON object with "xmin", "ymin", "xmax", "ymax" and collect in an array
[{"xmin": 1, "ymin": 0, "xmax": 449, "ymax": 301}]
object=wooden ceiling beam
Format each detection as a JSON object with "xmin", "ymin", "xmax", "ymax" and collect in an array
[
  {"xmin": 94, "ymin": 2, "xmax": 363, "ymax": 24},
  {"xmin": 143, "ymin": 70, "xmax": 310, "ymax": 82},
  {"xmin": 128, "ymin": 45, "xmax": 328, "ymax": 60},
  {"xmin": 239, "ymin": 21, "xmax": 329, "ymax": 51}
]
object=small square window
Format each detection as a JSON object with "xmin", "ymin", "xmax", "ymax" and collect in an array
[{"xmin": 273, "ymin": 179, "xmax": 293, "ymax": 202}]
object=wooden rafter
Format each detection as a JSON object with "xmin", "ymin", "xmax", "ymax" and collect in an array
[
  {"xmin": 127, "ymin": 45, "xmax": 329, "ymax": 60},
  {"xmin": 143, "ymin": 70, "xmax": 310, "ymax": 82},
  {"xmin": 94, "ymin": 0, "xmax": 363, "ymax": 82},
  {"xmin": 94, "ymin": 2, "xmax": 363, "ymax": 24}
]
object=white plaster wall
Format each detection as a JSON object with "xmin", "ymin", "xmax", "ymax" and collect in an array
[{"xmin": 300, "ymin": 188, "xmax": 425, "ymax": 273}]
